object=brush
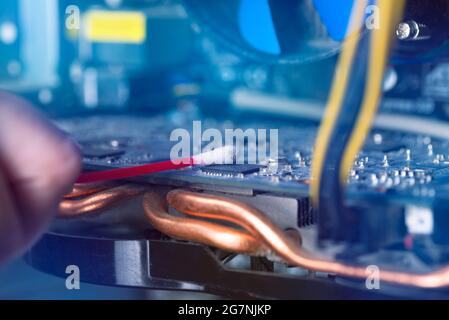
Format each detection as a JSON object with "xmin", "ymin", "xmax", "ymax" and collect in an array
[{"xmin": 76, "ymin": 146, "xmax": 235, "ymax": 184}]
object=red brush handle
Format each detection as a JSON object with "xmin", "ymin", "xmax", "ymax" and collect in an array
[{"xmin": 77, "ymin": 157, "xmax": 193, "ymax": 184}]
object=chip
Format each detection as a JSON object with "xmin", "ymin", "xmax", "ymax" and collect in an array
[{"xmin": 200, "ymin": 164, "xmax": 262, "ymax": 176}]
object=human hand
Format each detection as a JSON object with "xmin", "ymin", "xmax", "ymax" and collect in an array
[{"xmin": 0, "ymin": 92, "xmax": 81, "ymax": 263}]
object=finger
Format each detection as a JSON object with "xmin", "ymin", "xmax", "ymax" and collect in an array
[
  {"xmin": 0, "ymin": 170, "xmax": 25, "ymax": 263},
  {"xmin": 0, "ymin": 92, "xmax": 81, "ymax": 261}
]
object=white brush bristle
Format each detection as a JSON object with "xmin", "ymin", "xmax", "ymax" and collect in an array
[{"xmin": 193, "ymin": 145, "xmax": 235, "ymax": 165}]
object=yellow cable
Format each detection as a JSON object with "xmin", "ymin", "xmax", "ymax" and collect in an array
[
  {"xmin": 340, "ymin": 0, "xmax": 406, "ymax": 183},
  {"xmin": 310, "ymin": 0, "xmax": 367, "ymax": 207}
]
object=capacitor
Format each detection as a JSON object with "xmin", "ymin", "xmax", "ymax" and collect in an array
[{"xmin": 396, "ymin": 20, "xmax": 431, "ymax": 41}]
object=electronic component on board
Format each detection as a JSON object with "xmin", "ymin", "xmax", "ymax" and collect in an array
[{"xmin": 200, "ymin": 164, "xmax": 262, "ymax": 177}]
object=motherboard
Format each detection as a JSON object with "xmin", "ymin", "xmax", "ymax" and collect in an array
[{"xmin": 57, "ymin": 115, "xmax": 445, "ymax": 201}]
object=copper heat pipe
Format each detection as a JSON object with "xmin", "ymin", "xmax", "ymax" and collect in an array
[
  {"xmin": 59, "ymin": 184, "xmax": 146, "ymax": 217},
  {"xmin": 61, "ymin": 183, "xmax": 449, "ymax": 288},
  {"xmin": 166, "ymin": 190, "xmax": 449, "ymax": 288}
]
